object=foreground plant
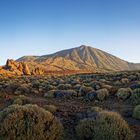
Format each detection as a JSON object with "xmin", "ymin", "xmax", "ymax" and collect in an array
[
  {"xmin": 76, "ymin": 111, "xmax": 134, "ymax": 140},
  {"xmin": 133, "ymin": 105, "xmax": 140, "ymax": 120},
  {"xmin": 0, "ymin": 104, "xmax": 64, "ymax": 140}
]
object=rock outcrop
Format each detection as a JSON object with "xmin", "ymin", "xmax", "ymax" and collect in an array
[
  {"xmin": 4, "ymin": 59, "xmax": 30, "ymax": 75},
  {"xmin": 0, "ymin": 59, "xmax": 44, "ymax": 76},
  {"xmin": 22, "ymin": 63, "xmax": 31, "ymax": 75},
  {"xmin": 32, "ymin": 67, "xmax": 44, "ymax": 75}
]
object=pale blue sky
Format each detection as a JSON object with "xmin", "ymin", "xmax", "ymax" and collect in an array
[{"xmin": 0, "ymin": 0, "xmax": 140, "ymax": 65}]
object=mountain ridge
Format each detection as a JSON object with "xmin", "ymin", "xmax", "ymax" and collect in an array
[{"xmin": 16, "ymin": 45, "xmax": 140, "ymax": 72}]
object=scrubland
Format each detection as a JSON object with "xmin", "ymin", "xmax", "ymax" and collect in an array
[{"xmin": 0, "ymin": 71, "xmax": 140, "ymax": 140}]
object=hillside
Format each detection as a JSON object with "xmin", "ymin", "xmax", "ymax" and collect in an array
[{"xmin": 17, "ymin": 45, "xmax": 140, "ymax": 72}]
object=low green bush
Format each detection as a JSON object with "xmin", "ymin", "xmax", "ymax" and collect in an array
[
  {"xmin": 121, "ymin": 78, "xmax": 129, "ymax": 84},
  {"xmin": 45, "ymin": 104, "xmax": 57, "ymax": 113},
  {"xmin": 12, "ymin": 95, "xmax": 28, "ymax": 105},
  {"xmin": 131, "ymin": 88, "xmax": 140, "ymax": 105},
  {"xmin": 90, "ymin": 81, "xmax": 101, "ymax": 90},
  {"xmin": 58, "ymin": 84, "xmax": 72, "ymax": 90},
  {"xmin": 44, "ymin": 90, "xmax": 56, "ymax": 98},
  {"xmin": 94, "ymin": 111, "xmax": 134, "ymax": 140},
  {"xmin": 13, "ymin": 98, "xmax": 23, "ymax": 105},
  {"xmin": 0, "ymin": 104, "xmax": 64, "ymax": 140},
  {"xmin": 76, "ymin": 111, "xmax": 134, "ymax": 140},
  {"xmin": 79, "ymin": 86, "xmax": 93, "ymax": 96},
  {"xmin": 88, "ymin": 106, "xmax": 102, "ymax": 113},
  {"xmin": 96, "ymin": 88, "xmax": 109, "ymax": 101},
  {"xmin": 54, "ymin": 90, "xmax": 77, "ymax": 99},
  {"xmin": 44, "ymin": 85, "xmax": 56, "ymax": 92},
  {"xmin": 116, "ymin": 88, "xmax": 132, "ymax": 100},
  {"xmin": 133, "ymin": 105, "xmax": 140, "ymax": 120},
  {"xmin": 76, "ymin": 118, "xmax": 96, "ymax": 140}
]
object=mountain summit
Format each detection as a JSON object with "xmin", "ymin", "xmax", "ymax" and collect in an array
[{"xmin": 17, "ymin": 45, "xmax": 140, "ymax": 73}]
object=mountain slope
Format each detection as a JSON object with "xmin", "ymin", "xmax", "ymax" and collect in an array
[{"xmin": 17, "ymin": 45, "xmax": 140, "ymax": 72}]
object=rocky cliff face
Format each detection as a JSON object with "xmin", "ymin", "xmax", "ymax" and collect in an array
[
  {"xmin": 0, "ymin": 59, "xmax": 44, "ymax": 76},
  {"xmin": 4, "ymin": 59, "xmax": 31, "ymax": 75}
]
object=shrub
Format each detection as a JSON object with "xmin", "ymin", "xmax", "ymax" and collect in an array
[
  {"xmin": 131, "ymin": 88, "xmax": 140, "ymax": 105},
  {"xmin": 13, "ymin": 95, "xmax": 28, "ymax": 105},
  {"xmin": 76, "ymin": 111, "xmax": 134, "ymax": 140},
  {"xmin": 71, "ymin": 79, "xmax": 80, "ymax": 86},
  {"xmin": 85, "ymin": 90, "xmax": 97, "ymax": 101},
  {"xmin": 14, "ymin": 84, "xmax": 30, "ymax": 95},
  {"xmin": 96, "ymin": 88, "xmax": 109, "ymax": 101},
  {"xmin": 94, "ymin": 111, "xmax": 134, "ymax": 140},
  {"xmin": 65, "ymin": 90, "xmax": 77, "ymax": 98},
  {"xmin": 4, "ymin": 83, "xmax": 19, "ymax": 93},
  {"xmin": 58, "ymin": 84, "xmax": 72, "ymax": 90},
  {"xmin": 109, "ymin": 87, "xmax": 118, "ymax": 95},
  {"xmin": 32, "ymin": 80, "xmax": 41, "ymax": 88},
  {"xmin": 73, "ymin": 84, "xmax": 82, "ymax": 97},
  {"xmin": 99, "ymin": 79, "xmax": 106, "ymax": 83},
  {"xmin": 74, "ymin": 84, "xmax": 81, "ymax": 91},
  {"xmin": 90, "ymin": 81, "xmax": 101, "ymax": 90},
  {"xmin": 76, "ymin": 118, "xmax": 96, "ymax": 140},
  {"xmin": 116, "ymin": 88, "xmax": 132, "ymax": 100},
  {"xmin": 101, "ymin": 84, "xmax": 112, "ymax": 91},
  {"xmin": 44, "ymin": 90, "xmax": 56, "ymax": 98},
  {"xmin": 86, "ymin": 106, "xmax": 103, "ymax": 119},
  {"xmin": 54, "ymin": 90, "xmax": 77, "ymax": 99},
  {"xmin": 30, "ymin": 89, "xmax": 39, "ymax": 95},
  {"xmin": 79, "ymin": 86, "xmax": 93, "ymax": 96},
  {"xmin": 88, "ymin": 106, "xmax": 103, "ymax": 113},
  {"xmin": 114, "ymin": 80, "xmax": 122, "ymax": 86},
  {"xmin": 45, "ymin": 105, "xmax": 58, "ymax": 113},
  {"xmin": 0, "ymin": 104, "xmax": 64, "ymax": 140},
  {"xmin": 121, "ymin": 78, "xmax": 129, "ymax": 84},
  {"xmin": 13, "ymin": 98, "xmax": 23, "ymax": 105},
  {"xmin": 129, "ymin": 75, "xmax": 137, "ymax": 81},
  {"xmin": 130, "ymin": 82, "xmax": 140, "ymax": 90},
  {"xmin": 133, "ymin": 105, "xmax": 140, "ymax": 120},
  {"xmin": 44, "ymin": 85, "xmax": 56, "ymax": 92}
]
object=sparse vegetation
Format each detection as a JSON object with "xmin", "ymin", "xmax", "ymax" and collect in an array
[
  {"xmin": 96, "ymin": 88, "xmax": 109, "ymax": 101},
  {"xmin": 116, "ymin": 88, "xmax": 132, "ymax": 100},
  {"xmin": 12, "ymin": 95, "xmax": 28, "ymax": 105},
  {"xmin": 88, "ymin": 106, "xmax": 103, "ymax": 113},
  {"xmin": 79, "ymin": 86, "xmax": 93, "ymax": 96},
  {"xmin": 0, "ymin": 71, "xmax": 140, "ymax": 139},
  {"xmin": 58, "ymin": 84, "xmax": 72, "ymax": 90},
  {"xmin": 94, "ymin": 111, "xmax": 134, "ymax": 140},
  {"xmin": 76, "ymin": 111, "xmax": 134, "ymax": 140},
  {"xmin": 131, "ymin": 88, "xmax": 140, "ymax": 105},
  {"xmin": 45, "ymin": 104, "xmax": 58, "ymax": 113},
  {"xmin": 12, "ymin": 98, "xmax": 23, "ymax": 105},
  {"xmin": 133, "ymin": 105, "xmax": 140, "ymax": 120},
  {"xmin": 76, "ymin": 118, "xmax": 96, "ymax": 140}
]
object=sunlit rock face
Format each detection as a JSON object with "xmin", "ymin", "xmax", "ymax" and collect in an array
[{"xmin": 0, "ymin": 59, "xmax": 44, "ymax": 76}]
